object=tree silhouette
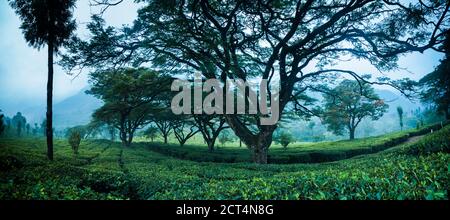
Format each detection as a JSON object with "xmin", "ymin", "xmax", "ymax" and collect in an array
[
  {"xmin": 62, "ymin": 0, "xmax": 450, "ymax": 163},
  {"xmin": 397, "ymin": 106, "xmax": 404, "ymax": 131},
  {"xmin": 420, "ymin": 31, "xmax": 450, "ymax": 120},
  {"xmin": 322, "ymin": 80, "xmax": 388, "ymax": 140},
  {"xmin": 144, "ymin": 126, "xmax": 158, "ymax": 142},
  {"xmin": 0, "ymin": 110, "xmax": 5, "ymax": 136},
  {"xmin": 172, "ymin": 115, "xmax": 199, "ymax": 147},
  {"xmin": 88, "ymin": 68, "xmax": 172, "ymax": 147},
  {"xmin": 9, "ymin": 0, "xmax": 76, "ymax": 160},
  {"xmin": 12, "ymin": 112, "xmax": 26, "ymax": 137}
]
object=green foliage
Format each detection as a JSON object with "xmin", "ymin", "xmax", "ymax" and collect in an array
[
  {"xmin": 144, "ymin": 126, "xmax": 159, "ymax": 142},
  {"xmin": 145, "ymin": 122, "xmax": 449, "ymax": 164},
  {"xmin": 1, "ymin": 126, "xmax": 448, "ymax": 200},
  {"xmin": 88, "ymin": 67, "xmax": 172, "ymax": 146},
  {"xmin": 9, "ymin": 0, "xmax": 77, "ymax": 161},
  {"xmin": 66, "ymin": 126, "xmax": 87, "ymax": 139},
  {"xmin": 407, "ymin": 125, "xmax": 450, "ymax": 155},
  {"xmin": 419, "ymin": 31, "xmax": 450, "ymax": 120},
  {"xmin": 218, "ymin": 130, "xmax": 234, "ymax": 147},
  {"xmin": 60, "ymin": 0, "xmax": 449, "ymax": 164},
  {"xmin": 397, "ymin": 106, "xmax": 404, "ymax": 130},
  {"xmin": 322, "ymin": 80, "xmax": 388, "ymax": 140},
  {"xmin": 11, "ymin": 112, "xmax": 26, "ymax": 137},
  {"xmin": 275, "ymin": 131, "xmax": 294, "ymax": 149},
  {"xmin": 68, "ymin": 130, "xmax": 81, "ymax": 155},
  {"xmin": 8, "ymin": 0, "xmax": 76, "ymax": 50}
]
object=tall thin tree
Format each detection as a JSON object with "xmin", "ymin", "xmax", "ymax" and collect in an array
[
  {"xmin": 9, "ymin": 0, "xmax": 76, "ymax": 160},
  {"xmin": 397, "ymin": 106, "xmax": 404, "ymax": 131}
]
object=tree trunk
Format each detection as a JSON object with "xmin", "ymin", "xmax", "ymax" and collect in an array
[
  {"xmin": 128, "ymin": 133, "xmax": 133, "ymax": 146},
  {"xmin": 46, "ymin": 40, "xmax": 54, "ymax": 161},
  {"xmin": 252, "ymin": 146, "xmax": 268, "ymax": 164},
  {"xmin": 222, "ymin": 81, "xmax": 291, "ymax": 164},
  {"xmin": 349, "ymin": 128, "xmax": 355, "ymax": 140},
  {"xmin": 250, "ymin": 132, "xmax": 273, "ymax": 164},
  {"xmin": 163, "ymin": 135, "xmax": 168, "ymax": 144},
  {"xmin": 121, "ymin": 133, "xmax": 132, "ymax": 147},
  {"xmin": 121, "ymin": 136, "xmax": 127, "ymax": 147},
  {"xmin": 110, "ymin": 128, "xmax": 115, "ymax": 141},
  {"xmin": 120, "ymin": 129, "xmax": 128, "ymax": 147},
  {"xmin": 445, "ymin": 108, "xmax": 449, "ymax": 120},
  {"xmin": 224, "ymin": 116, "xmax": 276, "ymax": 164},
  {"xmin": 207, "ymin": 132, "xmax": 221, "ymax": 152},
  {"xmin": 207, "ymin": 140, "xmax": 215, "ymax": 152}
]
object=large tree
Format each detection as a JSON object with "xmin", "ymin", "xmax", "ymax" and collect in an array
[
  {"xmin": 88, "ymin": 68, "xmax": 172, "ymax": 147},
  {"xmin": 193, "ymin": 114, "xmax": 228, "ymax": 151},
  {"xmin": 62, "ymin": 0, "xmax": 449, "ymax": 163},
  {"xmin": 419, "ymin": 31, "xmax": 450, "ymax": 120},
  {"xmin": 9, "ymin": 0, "xmax": 76, "ymax": 160},
  {"xmin": 322, "ymin": 80, "xmax": 388, "ymax": 140},
  {"xmin": 172, "ymin": 115, "xmax": 199, "ymax": 147},
  {"xmin": 151, "ymin": 109, "xmax": 176, "ymax": 144},
  {"xmin": 12, "ymin": 112, "xmax": 27, "ymax": 137}
]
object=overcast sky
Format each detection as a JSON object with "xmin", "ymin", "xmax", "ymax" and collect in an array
[
  {"xmin": 0, "ymin": 0, "xmax": 140, "ymax": 115},
  {"xmin": 0, "ymin": 0, "xmax": 445, "ymax": 116}
]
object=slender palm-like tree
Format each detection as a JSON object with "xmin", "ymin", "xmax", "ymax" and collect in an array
[
  {"xmin": 397, "ymin": 106, "xmax": 404, "ymax": 131},
  {"xmin": 9, "ymin": 0, "xmax": 76, "ymax": 160}
]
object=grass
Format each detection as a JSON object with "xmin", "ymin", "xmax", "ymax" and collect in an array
[
  {"xmin": 0, "ymin": 124, "xmax": 449, "ymax": 200},
  {"xmin": 143, "ymin": 123, "xmax": 448, "ymax": 163}
]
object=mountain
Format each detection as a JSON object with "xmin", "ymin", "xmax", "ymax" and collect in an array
[
  {"xmin": 20, "ymin": 88, "xmax": 102, "ymax": 129},
  {"xmin": 52, "ymin": 89, "xmax": 103, "ymax": 129},
  {"xmin": 375, "ymin": 89, "xmax": 422, "ymax": 115},
  {"xmin": 8, "ymin": 87, "xmax": 421, "ymax": 130}
]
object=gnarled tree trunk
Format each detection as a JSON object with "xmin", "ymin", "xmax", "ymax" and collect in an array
[
  {"xmin": 250, "ymin": 131, "xmax": 274, "ymax": 164},
  {"xmin": 349, "ymin": 128, "xmax": 355, "ymax": 140},
  {"xmin": 206, "ymin": 138, "xmax": 216, "ymax": 152},
  {"xmin": 225, "ymin": 115, "xmax": 277, "ymax": 164},
  {"xmin": 223, "ymin": 82, "xmax": 291, "ymax": 164}
]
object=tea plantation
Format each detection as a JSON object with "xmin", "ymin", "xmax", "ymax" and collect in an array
[{"xmin": 0, "ymin": 125, "xmax": 449, "ymax": 200}]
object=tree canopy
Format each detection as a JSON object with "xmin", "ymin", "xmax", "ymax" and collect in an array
[
  {"xmin": 11, "ymin": 112, "xmax": 27, "ymax": 137},
  {"xmin": 321, "ymin": 80, "xmax": 388, "ymax": 140},
  {"xmin": 88, "ymin": 68, "xmax": 172, "ymax": 147},
  {"xmin": 420, "ymin": 31, "xmax": 450, "ymax": 120},
  {"xmin": 62, "ymin": 0, "xmax": 450, "ymax": 163},
  {"xmin": 9, "ymin": 0, "xmax": 77, "ymax": 160}
]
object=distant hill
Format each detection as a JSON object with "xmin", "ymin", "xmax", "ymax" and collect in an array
[
  {"xmin": 9, "ymin": 87, "xmax": 422, "ymax": 130},
  {"xmin": 20, "ymin": 88, "xmax": 102, "ymax": 129},
  {"xmin": 375, "ymin": 89, "xmax": 422, "ymax": 115},
  {"xmin": 52, "ymin": 89, "xmax": 103, "ymax": 129}
]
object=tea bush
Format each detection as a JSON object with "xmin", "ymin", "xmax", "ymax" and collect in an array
[
  {"xmin": 68, "ymin": 130, "xmax": 81, "ymax": 155},
  {"xmin": 145, "ymin": 122, "xmax": 449, "ymax": 164},
  {"xmin": 0, "ymin": 124, "xmax": 448, "ymax": 200}
]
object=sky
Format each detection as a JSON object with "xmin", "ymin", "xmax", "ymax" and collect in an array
[
  {"xmin": 0, "ymin": 0, "xmax": 445, "ymax": 117},
  {"xmin": 0, "ymin": 0, "xmax": 140, "ymax": 116}
]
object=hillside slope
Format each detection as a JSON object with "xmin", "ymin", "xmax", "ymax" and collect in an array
[{"xmin": 0, "ymin": 125, "xmax": 448, "ymax": 200}]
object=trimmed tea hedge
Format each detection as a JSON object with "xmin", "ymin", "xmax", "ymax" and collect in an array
[
  {"xmin": 144, "ymin": 121, "xmax": 450, "ymax": 164},
  {"xmin": 0, "ymin": 125, "xmax": 448, "ymax": 200}
]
